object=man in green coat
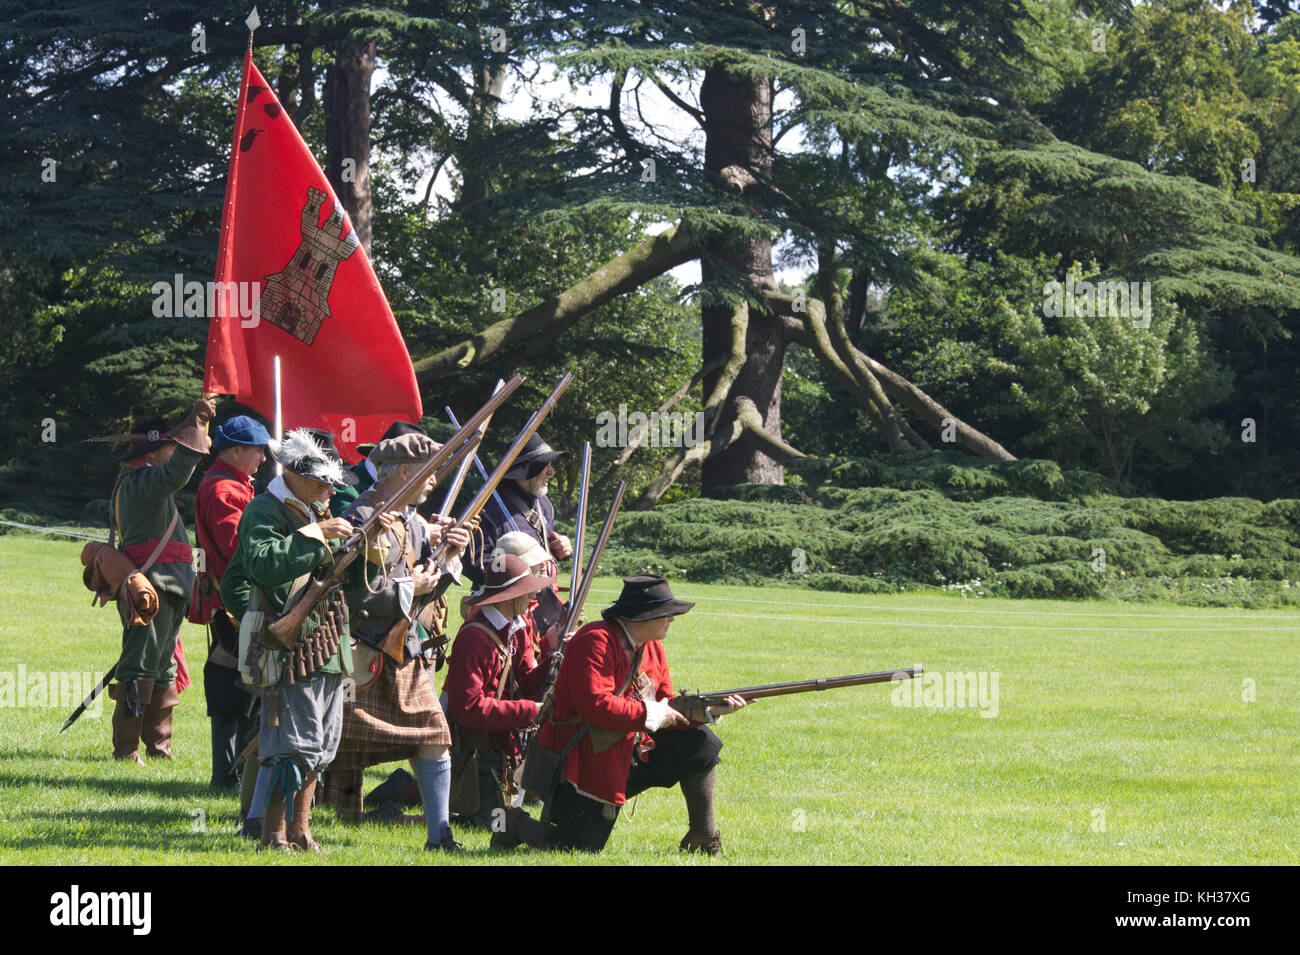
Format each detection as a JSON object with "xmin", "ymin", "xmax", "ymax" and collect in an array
[
  {"xmin": 221, "ymin": 427, "xmax": 367, "ymax": 852},
  {"xmin": 108, "ymin": 396, "xmax": 215, "ymax": 764}
]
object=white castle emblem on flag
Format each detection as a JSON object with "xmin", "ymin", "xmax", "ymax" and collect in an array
[{"xmin": 258, "ymin": 186, "xmax": 359, "ymax": 346}]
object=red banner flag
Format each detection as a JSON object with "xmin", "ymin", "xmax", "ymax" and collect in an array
[{"xmin": 204, "ymin": 48, "xmax": 421, "ymax": 462}]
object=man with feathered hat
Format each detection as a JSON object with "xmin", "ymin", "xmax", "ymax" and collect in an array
[
  {"xmin": 106, "ymin": 395, "xmax": 216, "ymax": 764},
  {"xmin": 220, "ymin": 427, "xmax": 358, "ymax": 852}
]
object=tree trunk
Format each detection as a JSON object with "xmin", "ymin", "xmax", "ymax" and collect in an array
[
  {"xmin": 699, "ymin": 61, "xmax": 784, "ymax": 494},
  {"xmin": 324, "ymin": 39, "xmax": 376, "ymax": 256},
  {"xmin": 457, "ymin": 60, "xmax": 509, "ymax": 212}
]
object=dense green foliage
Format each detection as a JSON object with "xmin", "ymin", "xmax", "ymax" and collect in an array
[{"xmin": 3, "ymin": 0, "xmax": 1299, "ymax": 520}]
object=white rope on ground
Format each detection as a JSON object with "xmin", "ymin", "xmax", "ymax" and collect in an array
[
  {"xmin": 586, "ymin": 587, "xmax": 1300, "ymax": 621},
  {"xmin": 687, "ymin": 609, "xmax": 1299, "ymax": 633},
  {"xmin": 0, "ymin": 520, "xmax": 106, "ymax": 542}
]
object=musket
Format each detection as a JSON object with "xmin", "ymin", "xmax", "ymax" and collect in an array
[
  {"xmin": 267, "ymin": 375, "xmax": 523, "ymax": 647},
  {"xmin": 376, "ymin": 387, "xmax": 507, "ymax": 664},
  {"xmin": 431, "ymin": 372, "xmax": 573, "ymax": 567},
  {"xmin": 532, "ymin": 479, "xmax": 627, "ymax": 727},
  {"xmin": 437, "ymin": 380, "xmax": 504, "ymax": 519},
  {"xmin": 569, "ymin": 441, "xmax": 591, "ymax": 596},
  {"xmin": 669, "ymin": 666, "xmax": 924, "ymax": 714},
  {"xmin": 381, "ymin": 375, "xmax": 571, "ymax": 665},
  {"xmin": 446, "ymin": 405, "xmax": 520, "ymax": 535},
  {"xmin": 60, "ymin": 665, "xmax": 115, "ymax": 732}
]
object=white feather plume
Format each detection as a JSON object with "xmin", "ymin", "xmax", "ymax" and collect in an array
[{"xmin": 270, "ymin": 427, "xmax": 345, "ymax": 485}]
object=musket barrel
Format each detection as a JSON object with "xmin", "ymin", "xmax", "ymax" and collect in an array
[
  {"xmin": 570, "ymin": 442, "xmax": 591, "ymax": 594},
  {"xmin": 692, "ymin": 667, "xmax": 923, "ymax": 702},
  {"xmin": 269, "ymin": 375, "xmax": 523, "ymax": 642},
  {"xmin": 432, "ymin": 372, "xmax": 573, "ymax": 562}
]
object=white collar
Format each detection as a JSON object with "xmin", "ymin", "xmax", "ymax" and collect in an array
[
  {"xmin": 482, "ymin": 604, "xmax": 525, "ymax": 636},
  {"xmin": 268, "ymin": 474, "xmax": 318, "ymax": 519},
  {"xmin": 364, "ymin": 457, "xmax": 378, "ymax": 482}
]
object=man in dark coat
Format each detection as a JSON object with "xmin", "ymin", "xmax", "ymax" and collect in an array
[
  {"xmin": 465, "ymin": 432, "xmax": 572, "ymax": 585},
  {"xmin": 331, "ymin": 432, "xmax": 472, "ymax": 851}
]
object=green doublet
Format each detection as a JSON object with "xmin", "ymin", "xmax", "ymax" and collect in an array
[
  {"xmin": 221, "ymin": 490, "xmax": 352, "ymax": 675},
  {"xmin": 111, "ymin": 446, "xmax": 202, "ymax": 599}
]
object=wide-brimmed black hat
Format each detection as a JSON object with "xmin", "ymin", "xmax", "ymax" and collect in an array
[
  {"xmin": 118, "ymin": 416, "xmax": 173, "ymax": 462},
  {"xmin": 504, "ymin": 433, "xmax": 567, "ymax": 480},
  {"xmin": 269, "ymin": 428, "xmax": 358, "ymax": 486},
  {"xmin": 601, "ymin": 575, "xmax": 694, "ymax": 622},
  {"xmin": 357, "ymin": 420, "xmax": 427, "ymax": 459}
]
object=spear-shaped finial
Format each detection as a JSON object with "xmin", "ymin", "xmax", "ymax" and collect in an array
[{"xmin": 245, "ymin": 6, "xmax": 261, "ymax": 33}]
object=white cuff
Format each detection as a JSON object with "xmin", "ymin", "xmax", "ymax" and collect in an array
[
  {"xmin": 643, "ymin": 697, "xmax": 673, "ymax": 732},
  {"xmin": 396, "ymin": 576, "xmax": 414, "ymax": 618},
  {"xmin": 438, "ymin": 553, "xmax": 463, "ymax": 579}
]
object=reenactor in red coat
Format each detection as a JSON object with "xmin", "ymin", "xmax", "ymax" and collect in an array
[
  {"xmin": 443, "ymin": 553, "xmax": 556, "ymax": 828},
  {"xmin": 504, "ymin": 576, "xmax": 748, "ymax": 854},
  {"xmin": 192, "ymin": 414, "xmax": 269, "ymax": 791}
]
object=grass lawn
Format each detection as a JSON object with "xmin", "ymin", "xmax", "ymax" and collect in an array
[{"xmin": 1, "ymin": 533, "xmax": 1297, "ymax": 865}]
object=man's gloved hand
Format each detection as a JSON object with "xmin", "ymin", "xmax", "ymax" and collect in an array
[{"xmin": 170, "ymin": 394, "xmax": 219, "ymax": 454}]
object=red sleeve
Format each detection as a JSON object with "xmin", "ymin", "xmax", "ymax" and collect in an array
[
  {"xmin": 444, "ymin": 626, "xmax": 540, "ymax": 733},
  {"xmin": 562, "ymin": 631, "xmax": 647, "ymax": 733}
]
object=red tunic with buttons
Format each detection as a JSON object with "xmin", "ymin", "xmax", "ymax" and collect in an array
[
  {"xmin": 537, "ymin": 620, "xmax": 688, "ymax": 806},
  {"xmin": 443, "ymin": 609, "xmax": 551, "ymax": 758}
]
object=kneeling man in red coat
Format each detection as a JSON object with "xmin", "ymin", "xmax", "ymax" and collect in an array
[{"xmin": 517, "ymin": 576, "xmax": 747, "ymax": 854}]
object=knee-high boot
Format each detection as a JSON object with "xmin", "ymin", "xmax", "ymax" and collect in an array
[
  {"xmin": 258, "ymin": 779, "xmax": 291, "ymax": 852},
  {"xmin": 141, "ymin": 683, "xmax": 180, "ymax": 759},
  {"xmin": 108, "ymin": 678, "xmax": 155, "ymax": 765},
  {"xmin": 287, "ymin": 771, "xmax": 322, "ymax": 853}
]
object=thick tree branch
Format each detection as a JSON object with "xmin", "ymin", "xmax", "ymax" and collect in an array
[
  {"xmin": 411, "ymin": 222, "xmax": 698, "ymax": 385},
  {"xmin": 592, "ymin": 355, "xmax": 726, "ymax": 495},
  {"xmin": 734, "ymin": 396, "xmax": 805, "ymax": 460},
  {"xmin": 817, "ymin": 246, "xmax": 915, "ymax": 451}
]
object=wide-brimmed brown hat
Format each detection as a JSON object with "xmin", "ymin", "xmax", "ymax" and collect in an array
[
  {"xmin": 601, "ymin": 575, "xmax": 694, "ymax": 621},
  {"xmin": 466, "ymin": 553, "xmax": 555, "ymax": 607}
]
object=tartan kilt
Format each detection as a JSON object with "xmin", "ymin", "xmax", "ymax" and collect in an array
[{"xmin": 331, "ymin": 651, "xmax": 450, "ymax": 770}]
